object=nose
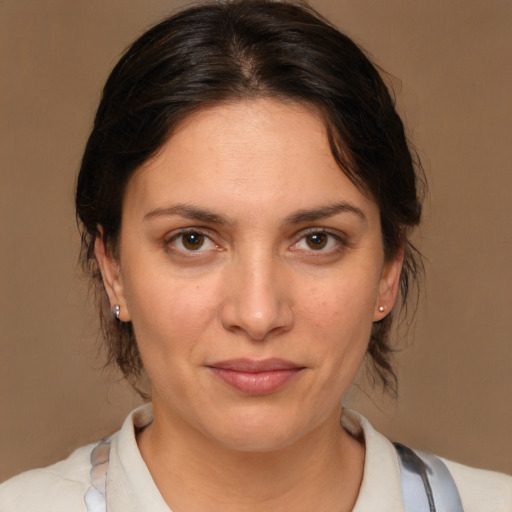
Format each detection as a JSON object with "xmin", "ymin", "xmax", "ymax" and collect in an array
[{"xmin": 220, "ymin": 255, "xmax": 294, "ymax": 341}]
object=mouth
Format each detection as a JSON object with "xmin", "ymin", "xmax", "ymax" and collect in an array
[{"xmin": 206, "ymin": 358, "xmax": 305, "ymax": 396}]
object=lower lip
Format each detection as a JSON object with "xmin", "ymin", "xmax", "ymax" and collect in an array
[{"xmin": 209, "ymin": 368, "xmax": 303, "ymax": 395}]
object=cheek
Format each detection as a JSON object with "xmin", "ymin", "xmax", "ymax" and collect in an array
[
  {"xmin": 123, "ymin": 270, "xmax": 224, "ymax": 401},
  {"xmin": 121, "ymin": 262, "xmax": 222, "ymax": 357},
  {"xmin": 300, "ymin": 269, "xmax": 380, "ymax": 337},
  {"xmin": 297, "ymin": 268, "xmax": 380, "ymax": 382}
]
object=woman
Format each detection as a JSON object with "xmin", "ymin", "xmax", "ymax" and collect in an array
[{"xmin": 1, "ymin": 1, "xmax": 510, "ymax": 510}]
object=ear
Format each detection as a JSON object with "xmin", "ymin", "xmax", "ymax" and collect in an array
[
  {"xmin": 373, "ymin": 246, "xmax": 404, "ymax": 322},
  {"xmin": 94, "ymin": 228, "xmax": 131, "ymax": 322}
]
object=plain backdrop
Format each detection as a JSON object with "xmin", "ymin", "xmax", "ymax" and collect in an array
[{"xmin": 1, "ymin": 0, "xmax": 511, "ymax": 481}]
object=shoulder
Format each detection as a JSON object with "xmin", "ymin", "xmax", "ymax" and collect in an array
[
  {"xmin": 442, "ymin": 457, "xmax": 512, "ymax": 512},
  {"xmin": 343, "ymin": 409, "xmax": 512, "ymax": 512},
  {"xmin": 0, "ymin": 442, "xmax": 95, "ymax": 512}
]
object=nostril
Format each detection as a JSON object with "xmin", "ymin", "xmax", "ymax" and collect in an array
[{"xmin": 220, "ymin": 299, "xmax": 294, "ymax": 341}]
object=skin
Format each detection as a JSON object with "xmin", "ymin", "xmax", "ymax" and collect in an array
[{"xmin": 96, "ymin": 98, "xmax": 403, "ymax": 511}]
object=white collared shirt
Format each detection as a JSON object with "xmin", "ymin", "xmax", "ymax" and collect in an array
[{"xmin": 1, "ymin": 404, "xmax": 511, "ymax": 511}]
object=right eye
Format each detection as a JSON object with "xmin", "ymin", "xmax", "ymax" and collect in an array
[{"xmin": 166, "ymin": 230, "xmax": 217, "ymax": 253}]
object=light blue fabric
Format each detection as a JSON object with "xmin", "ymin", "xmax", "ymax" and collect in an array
[
  {"xmin": 395, "ymin": 443, "xmax": 464, "ymax": 512},
  {"xmin": 85, "ymin": 439, "xmax": 111, "ymax": 512}
]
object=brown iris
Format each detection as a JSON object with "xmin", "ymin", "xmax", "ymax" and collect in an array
[
  {"xmin": 182, "ymin": 232, "xmax": 205, "ymax": 250},
  {"xmin": 305, "ymin": 232, "xmax": 328, "ymax": 250}
]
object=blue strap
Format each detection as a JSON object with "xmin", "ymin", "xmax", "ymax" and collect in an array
[{"xmin": 394, "ymin": 443, "xmax": 464, "ymax": 512}]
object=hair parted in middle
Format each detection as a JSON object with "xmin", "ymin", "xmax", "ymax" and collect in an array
[{"xmin": 76, "ymin": 0, "xmax": 424, "ymax": 397}]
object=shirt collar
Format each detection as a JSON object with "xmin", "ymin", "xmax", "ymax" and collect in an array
[{"xmin": 106, "ymin": 404, "xmax": 405, "ymax": 512}]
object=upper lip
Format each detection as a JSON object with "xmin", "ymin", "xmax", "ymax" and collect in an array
[{"xmin": 207, "ymin": 358, "xmax": 303, "ymax": 372}]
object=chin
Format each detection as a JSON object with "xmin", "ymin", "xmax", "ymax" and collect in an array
[{"xmin": 201, "ymin": 406, "xmax": 311, "ymax": 453}]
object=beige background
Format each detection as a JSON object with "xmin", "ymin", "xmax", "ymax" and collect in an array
[{"xmin": 1, "ymin": 0, "xmax": 511, "ymax": 482}]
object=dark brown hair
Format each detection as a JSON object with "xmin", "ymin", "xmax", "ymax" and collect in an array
[{"xmin": 76, "ymin": 0, "xmax": 423, "ymax": 396}]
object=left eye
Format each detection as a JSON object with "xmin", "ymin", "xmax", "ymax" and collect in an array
[
  {"xmin": 293, "ymin": 231, "xmax": 341, "ymax": 252},
  {"xmin": 168, "ymin": 231, "xmax": 217, "ymax": 252}
]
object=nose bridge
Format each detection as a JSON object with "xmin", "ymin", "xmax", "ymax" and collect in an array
[{"xmin": 221, "ymin": 246, "xmax": 293, "ymax": 340}]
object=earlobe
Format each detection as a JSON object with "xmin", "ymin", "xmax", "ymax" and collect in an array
[
  {"xmin": 374, "ymin": 247, "xmax": 404, "ymax": 322},
  {"xmin": 94, "ymin": 229, "xmax": 131, "ymax": 322}
]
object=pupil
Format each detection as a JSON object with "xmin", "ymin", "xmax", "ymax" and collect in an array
[
  {"xmin": 307, "ymin": 233, "xmax": 327, "ymax": 250},
  {"xmin": 183, "ymin": 232, "xmax": 204, "ymax": 250}
]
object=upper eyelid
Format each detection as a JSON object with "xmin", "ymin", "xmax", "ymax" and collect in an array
[
  {"xmin": 293, "ymin": 227, "xmax": 347, "ymax": 241},
  {"xmin": 164, "ymin": 228, "xmax": 219, "ymax": 252},
  {"xmin": 164, "ymin": 226, "xmax": 346, "ymax": 240},
  {"xmin": 162, "ymin": 227, "xmax": 347, "ymax": 251},
  {"xmin": 290, "ymin": 229, "xmax": 348, "ymax": 252},
  {"xmin": 298, "ymin": 226, "xmax": 342, "ymax": 234},
  {"xmin": 165, "ymin": 226, "xmax": 215, "ymax": 241}
]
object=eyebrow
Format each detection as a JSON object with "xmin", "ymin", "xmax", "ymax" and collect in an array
[
  {"xmin": 143, "ymin": 201, "xmax": 366, "ymax": 226},
  {"xmin": 143, "ymin": 204, "xmax": 231, "ymax": 225},
  {"xmin": 284, "ymin": 202, "xmax": 366, "ymax": 225}
]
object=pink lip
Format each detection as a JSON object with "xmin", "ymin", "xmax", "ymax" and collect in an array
[{"xmin": 207, "ymin": 358, "xmax": 304, "ymax": 395}]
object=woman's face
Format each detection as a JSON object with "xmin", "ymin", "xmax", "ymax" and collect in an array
[{"xmin": 97, "ymin": 99, "xmax": 402, "ymax": 452}]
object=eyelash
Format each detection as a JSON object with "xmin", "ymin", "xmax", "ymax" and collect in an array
[
  {"xmin": 163, "ymin": 228, "xmax": 347, "ymax": 257},
  {"xmin": 164, "ymin": 228, "xmax": 220, "ymax": 256},
  {"xmin": 290, "ymin": 229, "xmax": 347, "ymax": 255}
]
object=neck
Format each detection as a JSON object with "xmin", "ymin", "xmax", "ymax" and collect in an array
[{"xmin": 137, "ymin": 401, "xmax": 365, "ymax": 512}]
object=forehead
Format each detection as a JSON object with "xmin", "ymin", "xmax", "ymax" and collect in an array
[
  {"xmin": 141, "ymin": 98, "xmax": 330, "ymax": 180},
  {"xmin": 124, "ymin": 98, "xmax": 379, "ymax": 224}
]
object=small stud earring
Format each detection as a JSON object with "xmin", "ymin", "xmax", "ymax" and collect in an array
[
  {"xmin": 112, "ymin": 304, "xmax": 121, "ymax": 320},
  {"xmin": 378, "ymin": 306, "xmax": 386, "ymax": 313}
]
